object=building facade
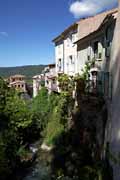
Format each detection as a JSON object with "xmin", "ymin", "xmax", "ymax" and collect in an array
[
  {"xmin": 52, "ymin": 6, "xmax": 120, "ymax": 180},
  {"xmin": 33, "ymin": 64, "xmax": 57, "ymax": 97},
  {"xmin": 76, "ymin": 9, "xmax": 117, "ymax": 73},
  {"xmin": 33, "ymin": 74, "xmax": 44, "ymax": 97},
  {"xmin": 52, "ymin": 8, "xmax": 117, "ymax": 96},
  {"xmin": 44, "ymin": 64, "xmax": 57, "ymax": 93},
  {"xmin": 9, "ymin": 74, "xmax": 26, "ymax": 93},
  {"xmin": 53, "ymin": 9, "xmax": 117, "ymax": 78},
  {"xmin": 76, "ymin": 9, "xmax": 117, "ymax": 97},
  {"xmin": 53, "ymin": 23, "xmax": 78, "ymax": 76}
]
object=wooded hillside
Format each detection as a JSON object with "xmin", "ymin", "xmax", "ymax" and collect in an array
[{"xmin": 0, "ymin": 65, "xmax": 46, "ymax": 79}]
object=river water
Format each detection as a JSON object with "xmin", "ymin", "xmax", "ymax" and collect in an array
[
  {"xmin": 22, "ymin": 148, "xmax": 52, "ymax": 180},
  {"xmin": 23, "ymin": 163, "xmax": 51, "ymax": 180}
]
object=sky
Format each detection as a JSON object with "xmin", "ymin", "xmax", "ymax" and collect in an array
[{"xmin": 0, "ymin": 0, "xmax": 118, "ymax": 67}]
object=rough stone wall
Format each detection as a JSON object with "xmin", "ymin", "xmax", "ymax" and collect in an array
[{"xmin": 72, "ymin": 93, "xmax": 107, "ymax": 158}]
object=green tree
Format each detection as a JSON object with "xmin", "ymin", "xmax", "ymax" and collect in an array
[{"xmin": 0, "ymin": 78, "xmax": 36, "ymax": 178}]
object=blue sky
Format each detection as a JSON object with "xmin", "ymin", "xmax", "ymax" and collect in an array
[{"xmin": 0, "ymin": 0, "xmax": 118, "ymax": 67}]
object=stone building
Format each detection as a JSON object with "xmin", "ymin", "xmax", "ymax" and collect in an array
[
  {"xmin": 52, "ymin": 5, "xmax": 120, "ymax": 180},
  {"xmin": 52, "ymin": 8, "xmax": 117, "ymax": 96},
  {"xmin": 53, "ymin": 8, "xmax": 117, "ymax": 78},
  {"xmin": 9, "ymin": 74, "xmax": 26, "ymax": 92},
  {"xmin": 44, "ymin": 64, "xmax": 57, "ymax": 93},
  {"xmin": 33, "ymin": 74, "xmax": 44, "ymax": 97},
  {"xmin": 76, "ymin": 8, "xmax": 117, "ymax": 96},
  {"xmin": 33, "ymin": 64, "xmax": 57, "ymax": 97},
  {"xmin": 76, "ymin": 8, "xmax": 117, "ymax": 73},
  {"xmin": 53, "ymin": 23, "xmax": 78, "ymax": 76}
]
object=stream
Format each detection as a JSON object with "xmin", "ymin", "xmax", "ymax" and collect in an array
[
  {"xmin": 22, "ymin": 163, "xmax": 50, "ymax": 180},
  {"xmin": 22, "ymin": 146, "xmax": 52, "ymax": 180}
]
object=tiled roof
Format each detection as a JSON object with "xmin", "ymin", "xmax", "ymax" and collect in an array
[
  {"xmin": 48, "ymin": 63, "xmax": 55, "ymax": 68},
  {"xmin": 10, "ymin": 74, "xmax": 25, "ymax": 78},
  {"xmin": 52, "ymin": 8, "xmax": 118, "ymax": 44},
  {"xmin": 10, "ymin": 81, "xmax": 25, "ymax": 85},
  {"xmin": 77, "ymin": 8, "xmax": 118, "ymax": 41},
  {"xmin": 52, "ymin": 23, "xmax": 78, "ymax": 43}
]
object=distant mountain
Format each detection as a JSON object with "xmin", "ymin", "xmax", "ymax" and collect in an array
[
  {"xmin": 0, "ymin": 65, "xmax": 46, "ymax": 79},
  {"xmin": 0, "ymin": 65, "xmax": 46, "ymax": 85}
]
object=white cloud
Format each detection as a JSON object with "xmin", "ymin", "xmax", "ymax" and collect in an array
[
  {"xmin": 69, "ymin": 0, "xmax": 118, "ymax": 18},
  {"xmin": 0, "ymin": 32, "xmax": 8, "ymax": 37}
]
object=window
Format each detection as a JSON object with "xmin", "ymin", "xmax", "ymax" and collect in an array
[
  {"xmin": 87, "ymin": 55, "xmax": 90, "ymax": 61},
  {"xmin": 106, "ymin": 45, "xmax": 111, "ymax": 57},
  {"xmin": 67, "ymin": 34, "xmax": 72, "ymax": 47},
  {"xmin": 69, "ymin": 55, "xmax": 72, "ymax": 63},
  {"xmin": 105, "ymin": 27, "xmax": 112, "ymax": 58},
  {"xmin": 69, "ymin": 55, "xmax": 74, "ymax": 64},
  {"xmin": 69, "ymin": 34, "xmax": 72, "ymax": 42},
  {"xmin": 72, "ymin": 34, "xmax": 76, "ymax": 43},
  {"xmin": 106, "ymin": 27, "xmax": 112, "ymax": 43},
  {"xmin": 58, "ymin": 58, "xmax": 62, "ymax": 71},
  {"xmin": 67, "ymin": 38, "xmax": 70, "ymax": 47},
  {"xmin": 93, "ymin": 41, "xmax": 102, "ymax": 60},
  {"xmin": 52, "ymin": 79, "xmax": 56, "ymax": 84},
  {"xmin": 98, "ymin": 52, "xmax": 102, "ymax": 59},
  {"xmin": 87, "ymin": 46, "xmax": 91, "ymax": 60},
  {"xmin": 12, "ymin": 78, "xmax": 15, "ymax": 82},
  {"xmin": 58, "ymin": 58, "xmax": 61, "ymax": 66},
  {"xmin": 93, "ymin": 41, "xmax": 99, "ymax": 55}
]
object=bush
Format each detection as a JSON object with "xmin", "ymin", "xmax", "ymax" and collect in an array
[
  {"xmin": 44, "ymin": 107, "xmax": 64, "ymax": 145},
  {"xmin": 0, "ymin": 135, "xmax": 11, "ymax": 179},
  {"xmin": 44, "ymin": 92, "xmax": 73, "ymax": 146}
]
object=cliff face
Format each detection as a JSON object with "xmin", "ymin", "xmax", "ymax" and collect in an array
[
  {"xmin": 106, "ymin": 1, "xmax": 120, "ymax": 180},
  {"xmin": 73, "ymin": 95, "xmax": 107, "ymax": 149},
  {"xmin": 51, "ymin": 93, "xmax": 109, "ymax": 179}
]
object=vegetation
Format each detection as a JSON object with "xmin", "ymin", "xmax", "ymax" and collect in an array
[
  {"xmin": 0, "ymin": 69, "xmax": 112, "ymax": 180},
  {"xmin": 31, "ymin": 86, "xmax": 73, "ymax": 146},
  {"xmin": 0, "ymin": 65, "xmax": 46, "ymax": 84},
  {"xmin": 44, "ymin": 92, "xmax": 73, "ymax": 145},
  {"xmin": 58, "ymin": 74, "xmax": 75, "ymax": 93},
  {"xmin": 0, "ymin": 77, "xmax": 41, "ymax": 179}
]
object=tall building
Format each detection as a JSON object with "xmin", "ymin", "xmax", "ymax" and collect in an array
[{"xmin": 53, "ymin": 23, "xmax": 78, "ymax": 76}]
